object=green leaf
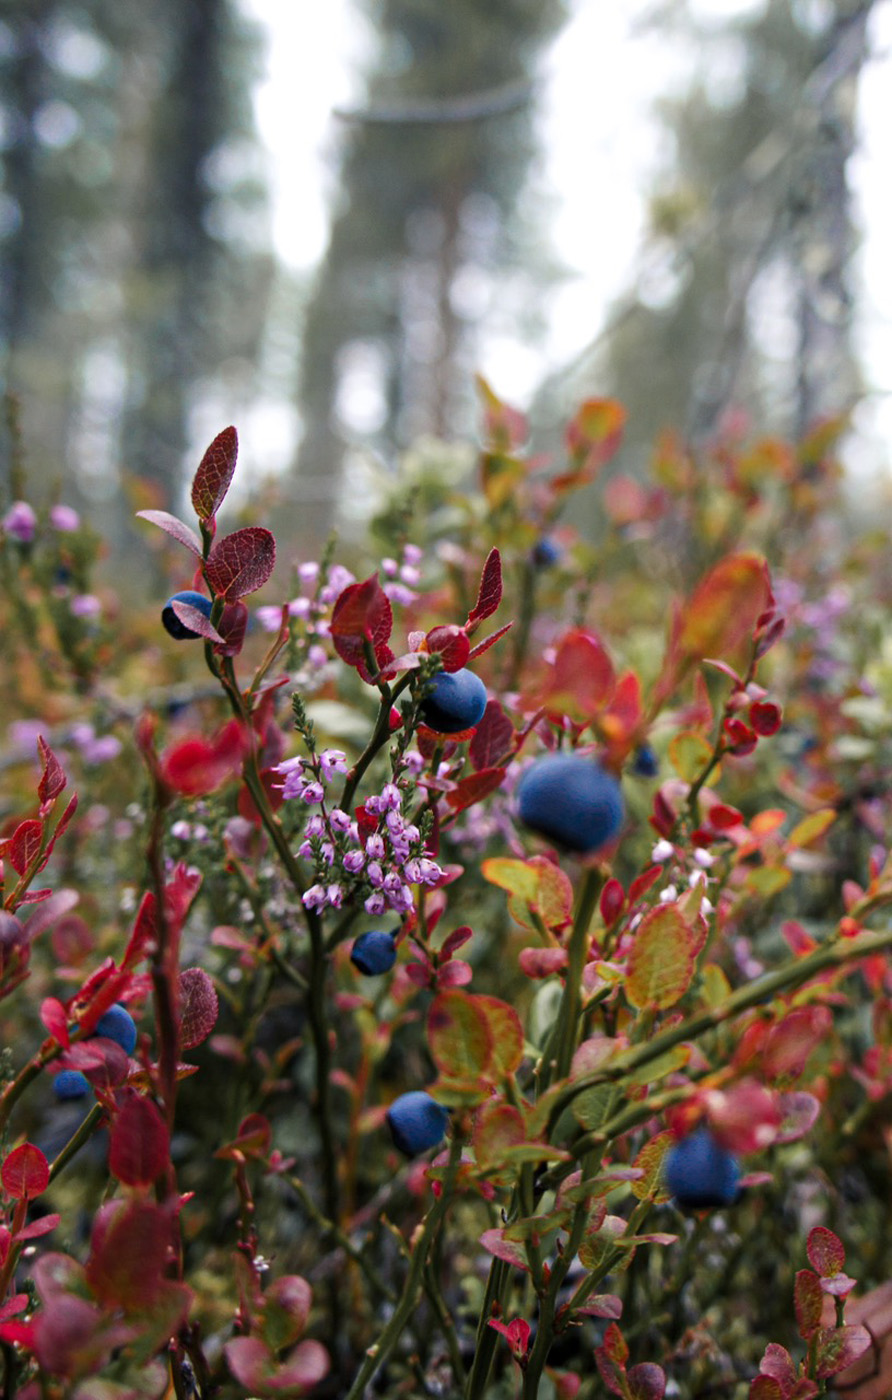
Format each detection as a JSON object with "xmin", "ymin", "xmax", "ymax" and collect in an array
[
  {"xmin": 631, "ymin": 1132, "xmax": 674, "ymax": 1202},
  {"xmin": 788, "ymin": 809, "xmax": 836, "ymax": 849},
  {"xmin": 626, "ymin": 905, "xmax": 697, "ymax": 1011},
  {"xmin": 427, "ymin": 991, "xmax": 494, "ymax": 1081}
]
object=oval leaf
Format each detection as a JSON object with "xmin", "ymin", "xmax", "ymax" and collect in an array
[
  {"xmin": 206, "ymin": 526, "xmax": 276, "ymax": 599},
  {"xmin": 427, "ymin": 990, "xmax": 494, "ymax": 1081},
  {"xmin": 179, "ymin": 967, "xmax": 219, "ymax": 1050},
  {"xmin": 626, "ymin": 904, "xmax": 698, "ymax": 1011},
  {"xmin": 679, "ymin": 552, "xmax": 771, "ymax": 661},
  {"xmin": 108, "ymin": 1091, "xmax": 170, "ymax": 1188},
  {"xmin": 191, "ymin": 425, "xmax": 238, "ymax": 521},
  {"xmin": 2, "ymin": 1143, "xmax": 49, "ymax": 1200},
  {"xmin": 136, "ymin": 509, "xmax": 202, "ymax": 557}
]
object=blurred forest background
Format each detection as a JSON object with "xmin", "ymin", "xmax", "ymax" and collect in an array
[{"xmin": 0, "ymin": 0, "xmax": 885, "ymax": 565}]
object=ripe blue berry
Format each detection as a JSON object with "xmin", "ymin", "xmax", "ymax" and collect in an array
[
  {"xmin": 516, "ymin": 753, "xmax": 623, "ymax": 854},
  {"xmin": 420, "ymin": 668, "xmax": 488, "ymax": 734},
  {"xmin": 95, "ymin": 1003, "xmax": 138, "ymax": 1055},
  {"xmin": 351, "ymin": 930, "xmax": 397, "ymax": 976},
  {"xmin": 54, "ymin": 1070, "xmax": 91, "ymax": 1100},
  {"xmin": 664, "ymin": 1127, "xmax": 741, "ymax": 1208},
  {"xmin": 386, "ymin": 1091, "xmax": 450, "ymax": 1156},
  {"xmin": 631, "ymin": 743, "xmax": 659, "ymax": 778},
  {"xmin": 532, "ymin": 537, "xmax": 561, "ymax": 568},
  {"xmin": 161, "ymin": 590, "xmax": 212, "ymax": 640}
]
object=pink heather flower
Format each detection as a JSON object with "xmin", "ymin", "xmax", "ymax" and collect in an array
[
  {"xmin": 305, "ymin": 814, "xmax": 326, "ymax": 838},
  {"xmin": 257, "ymin": 605, "xmax": 285, "ymax": 632},
  {"xmin": 387, "ymin": 883, "xmax": 414, "ymax": 913},
  {"xmin": 288, "ymin": 597, "xmax": 311, "ymax": 618},
  {"xmin": 302, "ymin": 884, "xmax": 328, "ymax": 910},
  {"xmin": 364, "ymin": 892, "xmax": 386, "ymax": 915},
  {"xmin": 367, "ymin": 861, "xmax": 385, "ymax": 888},
  {"xmin": 279, "ymin": 770, "xmax": 309, "ymax": 800},
  {"xmin": 329, "ymin": 807, "xmax": 351, "ymax": 832},
  {"xmin": 366, "ymin": 834, "xmax": 386, "ymax": 860},
  {"xmin": 383, "ymin": 583, "xmax": 416, "ymax": 607},
  {"xmin": 274, "ymin": 756, "xmax": 304, "ymax": 774},
  {"xmin": 382, "ymin": 872, "xmax": 404, "ymax": 897},
  {"xmin": 326, "ymin": 883, "xmax": 344, "ymax": 908},
  {"xmin": 320, "ymin": 564, "xmax": 355, "ymax": 605},
  {"xmin": 343, "ymin": 848, "xmax": 366, "ymax": 873},
  {"xmin": 403, "ymin": 543, "xmax": 422, "ymax": 566},
  {"xmin": 319, "ymin": 749, "xmax": 348, "ymax": 782},
  {"xmin": 70, "ymin": 593, "xmax": 101, "ymax": 618},
  {"xmin": 381, "ymin": 557, "xmax": 399, "ymax": 577},
  {"xmin": 3, "ymin": 501, "xmax": 36, "ymax": 543},
  {"xmin": 307, "ymin": 645, "xmax": 329, "ymax": 670},
  {"xmin": 300, "ymin": 781, "xmax": 325, "ymax": 805},
  {"xmin": 399, "ymin": 563, "xmax": 421, "ymax": 586},
  {"xmin": 81, "ymin": 735, "xmax": 122, "ymax": 764},
  {"xmin": 171, "ymin": 820, "xmax": 191, "ymax": 840},
  {"xmin": 652, "ymin": 839, "xmax": 675, "ymax": 862},
  {"xmin": 298, "ymin": 839, "xmax": 314, "ymax": 859},
  {"xmin": 405, "ymin": 857, "xmax": 443, "ymax": 885},
  {"xmin": 50, "ymin": 503, "xmax": 80, "ymax": 531},
  {"xmin": 298, "ymin": 561, "xmax": 319, "ymax": 586},
  {"xmin": 320, "ymin": 842, "xmax": 335, "ymax": 865},
  {"xmin": 379, "ymin": 784, "xmax": 402, "ymax": 811},
  {"xmin": 402, "ymin": 750, "xmax": 425, "ymax": 774}
]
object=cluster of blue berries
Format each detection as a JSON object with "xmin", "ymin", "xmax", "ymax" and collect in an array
[
  {"xmin": 161, "ymin": 590, "xmax": 212, "ymax": 640},
  {"xmin": 53, "ymin": 1003, "xmax": 138, "ymax": 1100}
]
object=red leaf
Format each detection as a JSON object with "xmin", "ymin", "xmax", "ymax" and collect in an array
[
  {"xmin": 6, "ymin": 820, "xmax": 43, "ymax": 876},
  {"xmin": 425, "ymin": 625, "xmax": 471, "ymax": 672},
  {"xmin": 40, "ymin": 997, "xmax": 69, "ymax": 1049},
  {"xmin": 794, "ymin": 1269, "xmax": 824, "ymax": 1340},
  {"xmin": 814, "ymin": 1325, "xmax": 872, "ymax": 1380},
  {"xmin": 86, "ymin": 1199, "xmax": 177, "ymax": 1310},
  {"xmin": 213, "ymin": 600, "xmax": 248, "ymax": 657},
  {"xmin": 179, "ymin": 967, "xmax": 219, "ymax": 1049},
  {"xmin": 627, "ymin": 1363, "xmax": 666, "ymax": 1400},
  {"xmin": 806, "ymin": 1225, "xmax": 846, "ymax": 1278},
  {"xmin": 331, "ymin": 574, "xmax": 394, "ymax": 680},
  {"xmin": 601, "ymin": 1322, "xmax": 630, "ymax": 1366},
  {"xmin": 762, "ymin": 1007, "xmax": 832, "ymax": 1081},
  {"xmin": 40, "ymin": 793, "xmax": 79, "ymax": 870},
  {"xmin": 191, "ymin": 425, "xmax": 238, "ymax": 521},
  {"xmin": 2, "ymin": 1143, "xmax": 49, "ymax": 1200},
  {"xmin": 600, "ymin": 879, "xmax": 626, "ymax": 925},
  {"xmin": 109, "ymin": 1091, "xmax": 170, "ymax": 1187},
  {"xmin": 469, "ymin": 700, "xmax": 516, "ymax": 771},
  {"xmin": 160, "ymin": 720, "xmax": 249, "ymax": 797},
  {"xmin": 629, "ymin": 866, "xmax": 663, "ymax": 904},
  {"xmin": 61, "ymin": 1038, "xmax": 129, "ymax": 1090},
  {"xmin": 679, "ymin": 552, "xmax": 771, "ymax": 661},
  {"xmin": 467, "ymin": 548, "xmax": 503, "ymax": 627},
  {"xmin": 168, "ymin": 598, "xmax": 225, "ymax": 644},
  {"xmin": 37, "ymin": 736, "xmax": 66, "ymax": 811},
  {"xmin": 445, "ymin": 768, "xmax": 506, "ymax": 814},
  {"xmin": 135, "ymin": 509, "xmax": 202, "ymax": 557},
  {"xmin": 206, "ymin": 526, "xmax": 276, "ymax": 599},
  {"xmin": 467, "ymin": 620, "xmax": 513, "ymax": 661},
  {"xmin": 479, "ymin": 1227, "xmax": 531, "ymax": 1271},
  {"xmin": 526, "ymin": 628, "xmax": 615, "ymax": 724},
  {"xmin": 123, "ymin": 892, "xmax": 157, "ymax": 969},
  {"xmin": 0, "ymin": 1295, "xmax": 29, "ymax": 1324},
  {"xmin": 14, "ymin": 1214, "xmax": 60, "ymax": 1243}
]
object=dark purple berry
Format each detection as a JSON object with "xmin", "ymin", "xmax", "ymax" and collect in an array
[
  {"xmin": 631, "ymin": 744, "xmax": 659, "ymax": 778},
  {"xmin": 664, "ymin": 1127, "xmax": 741, "ymax": 1208},
  {"xmin": 386, "ymin": 1091, "xmax": 449, "ymax": 1155},
  {"xmin": 531, "ymin": 537, "xmax": 561, "ymax": 568},
  {"xmin": 516, "ymin": 753, "xmax": 623, "ymax": 854},
  {"xmin": 95, "ymin": 1003, "xmax": 137, "ymax": 1055},
  {"xmin": 54, "ymin": 1070, "xmax": 91, "ymax": 1100},
  {"xmin": 351, "ymin": 930, "xmax": 397, "ymax": 976},
  {"xmin": 162, "ymin": 590, "xmax": 212, "ymax": 640},
  {"xmin": 420, "ymin": 668, "xmax": 487, "ymax": 734}
]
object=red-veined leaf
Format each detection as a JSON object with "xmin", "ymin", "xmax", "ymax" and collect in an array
[
  {"xmin": 108, "ymin": 1091, "xmax": 170, "ymax": 1188},
  {"xmin": 37, "ymin": 736, "xmax": 66, "ymax": 811},
  {"xmin": 179, "ymin": 967, "xmax": 219, "ymax": 1049},
  {"xmin": 445, "ymin": 767, "xmax": 506, "ymax": 814},
  {"xmin": 626, "ymin": 904, "xmax": 698, "ymax": 1011},
  {"xmin": 467, "ymin": 548, "xmax": 503, "ymax": 627},
  {"xmin": 6, "ymin": 820, "xmax": 42, "ymax": 876},
  {"xmin": 469, "ymin": 699, "xmax": 515, "ymax": 770},
  {"xmin": 2, "ymin": 1143, "xmax": 49, "ymax": 1199},
  {"xmin": 135, "ymin": 509, "xmax": 202, "ymax": 557},
  {"xmin": 205, "ymin": 526, "xmax": 276, "ymax": 599},
  {"xmin": 191, "ymin": 425, "xmax": 238, "ymax": 521}
]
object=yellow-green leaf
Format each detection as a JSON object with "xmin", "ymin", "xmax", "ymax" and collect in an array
[
  {"xmin": 668, "ymin": 731, "xmax": 716, "ymax": 783},
  {"xmin": 788, "ymin": 808, "xmax": 836, "ymax": 848},
  {"xmin": 626, "ymin": 905, "xmax": 697, "ymax": 1011}
]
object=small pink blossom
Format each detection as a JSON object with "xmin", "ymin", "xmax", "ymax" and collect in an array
[
  {"xmin": 70, "ymin": 593, "xmax": 101, "ymax": 618},
  {"xmin": 302, "ymin": 884, "xmax": 328, "ymax": 910},
  {"xmin": 49, "ymin": 503, "xmax": 80, "ymax": 531},
  {"xmin": 3, "ymin": 501, "xmax": 36, "ymax": 543}
]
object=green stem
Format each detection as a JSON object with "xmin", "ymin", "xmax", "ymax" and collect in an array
[
  {"xmin": 551, "ymin": 923, "xmax": 892, "ymax": 1127},
  {"xmin": 338, "ymin": 674, "xmax": 413, "ymax": 814},
  {"xmin": 48, "ymin": 1102, "xmax": 105, "ymax": 1181},
  {"xmin": 343, "ymin": 1133, "xmax": 464, "ymax": 1400},
  {"xmin": 549, "ymin": 868, "xmax": 604, "ymax": 1087}
]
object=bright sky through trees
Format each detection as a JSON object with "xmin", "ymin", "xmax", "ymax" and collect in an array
[{"xmin": 238, "ymin": 0, "xmax": 892, "ymax": 473}]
